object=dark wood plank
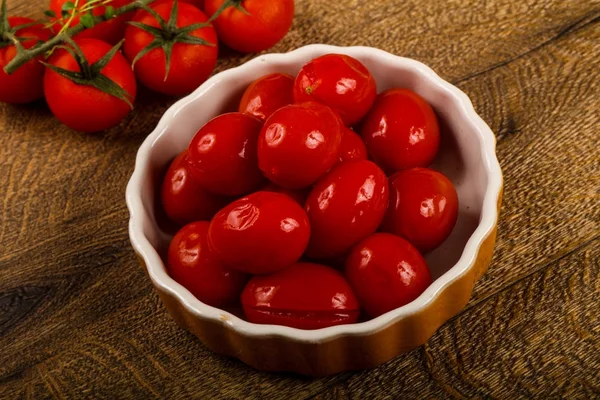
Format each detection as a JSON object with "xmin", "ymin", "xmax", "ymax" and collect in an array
[
  {"xmin": 4, "ymin": 0, "xmax": 599, "ymax": 87},
  {"xmin": 0, "ymin": 269, "xmax": 348, "ymax": 399},
  {"xmin": 311, "ymin": 239, "xmax": 600, "ymax": 400},
  {"xmin": 1, "ymin": 239, "xmax": 597, "ymax": 399},
  {"xmin": 457, "ymin": 17, "xmax": 600, "ymax": 304},
  {"xmin": 1, "ymin": 0, "xmax": 599, "ymax": 398}
]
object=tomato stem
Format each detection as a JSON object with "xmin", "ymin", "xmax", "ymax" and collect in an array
[
  {"xmin": 42, "ymin": 38, "xmax": 134, "ymax": 108},
  {"xmin": 2, "ymin": 0, "xmax": 157, "ymax": 75},
  {"xmin": 207, "ymin": 0, "xmax": 250, "ymax": 22},
  {"xmin": 0, "ymin": 0, "xmax": 8, "ymax": 38}
]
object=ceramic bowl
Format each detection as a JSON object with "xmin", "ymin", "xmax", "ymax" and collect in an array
[{"xmin": 126, "ymin": 44, "xmax": 503, "ymax": 376}]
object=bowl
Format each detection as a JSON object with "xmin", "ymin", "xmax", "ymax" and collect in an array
[{"xmin": 126, "ymin": 45, "xmax": 503, "ymax": 376}]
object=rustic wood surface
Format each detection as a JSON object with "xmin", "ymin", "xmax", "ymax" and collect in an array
[{"xmin": 1, "ymin": 0, "xmax": 599, "ymax": 398}]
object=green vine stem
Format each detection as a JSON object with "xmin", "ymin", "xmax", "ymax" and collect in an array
[
  {"xmin": 2, "ymin": 0, "xmax": 155, "ymax": 75},
  {"xmin": 1, "ymin": 0, "xmax": 240, "ymax": 75}
]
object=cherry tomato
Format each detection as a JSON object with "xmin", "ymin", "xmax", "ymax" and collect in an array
[
  {"xmin": 208, "ymin": 191, "xmax": 310, "ymax": 274},
  {"xmin": 345, "ymin": 233, "xmax": 432, "ymax": 318},
  {"xmin": 338, "ymin": 127, "xmax": 368, "ymax": 163},
  {"xmin": 382, "ymin": 168, "xmax": 458, "ymax": 253},
  {"xmin": 361, "ymin": 88, "xmax": 440, "ymax": 172},
  {"xmin": 261, "ymin": 182, "xmax": 308, "ymax": 206},
  {"xmin": 293, "ymin": 54, "xmax": 376, "ymax": 126},
  {"xmin": 49, "ymin": 0, "xmax": 133, "ymax": 45},
  {"xmin": 43, "ymin": 38, "xmax": 137, "ymax": 133},
  {"xmin": 258, "ymin": 102, "xmax": 343, "ymax": 189},
  {"xmin": 168, "ymin": 221, "xmax": 248, "ymax": 307},
  {"xmin": 241, "ymin": 262, "xmax": 359, "ymax": 329},
  {"xmin": 204, "ymin": 0, "xmax": 294, "ymax": 53},
  {"xmin": 239, "ymin": 73, "xmax": 294, "ymax": 121},
  {"xmin": 124, "ymin": 2, "xmax": 218, "ymax": 96},
  {"xmin": 154, "ymin": 0, "xmax": 204, "ymax": 9},
  {"xmin": 161, "ymin": 150, "xmax": 229, "ymax": 226},
  {"xmin": 187, "ymin": 112, "xmax": 264, "ymax": 196},
  {"xmin": 305, "ymin": 160, "xmax": 389, "ymax": 259},
  {"xmin": 0, "ymin": 17, "xmax": 50, "ymax": 104}
]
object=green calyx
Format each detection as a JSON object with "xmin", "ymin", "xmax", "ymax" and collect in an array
[
  {"xmin": 129, "ymin": 0, "xmax": 215, "ymax": 81},
  {"xmin": 42, "ymin": 37, "xmax": 134, "ymax": 108},
  {"xmin": 208, "ymin": 0, "xmax": 250, "ymax": 20}
]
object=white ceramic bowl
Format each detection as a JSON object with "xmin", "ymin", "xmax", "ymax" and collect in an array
[{"xmin": 126, "ymin": 44, "xmax": 503, "ymax": 376}]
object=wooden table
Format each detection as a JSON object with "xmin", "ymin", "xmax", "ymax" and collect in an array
[{"xmin": 2, "ymin": 0, "xmax": 599, "ymax": 398}]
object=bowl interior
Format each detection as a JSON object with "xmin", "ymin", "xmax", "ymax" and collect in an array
[{"xmin": 136, "ymin": 48, "xmax": 488, "ymax": 293}]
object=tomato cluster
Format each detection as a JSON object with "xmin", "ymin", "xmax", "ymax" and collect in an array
[
  {"xmin": 163, "ymin": 53, "xmax": 460, "ymax": 329},
  {"xmin": 1, "ymin": 0, "xmax": 295, "ymax": 132}
]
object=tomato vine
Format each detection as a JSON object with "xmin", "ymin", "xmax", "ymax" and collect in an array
[{"xmin": 1, "ymin": 0, "xmax": 239, "ymax": 75}]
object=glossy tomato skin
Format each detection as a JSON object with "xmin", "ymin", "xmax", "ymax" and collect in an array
[
  {"xmin": 187, "ymin": 112, "xmax": 264, "ymax": 196},
  {"xmin": 345, "ymin": 233, "xmax": 432, "ymax": 318},
  {"xmin": 0, "ymin": 17, "xmax": 51, "ymax": 104},
  {"xmin": 361, "ymin": 88, "xmax": 440, "ymax": 172},
  {"xmin": 168, "ymin": 221, "xmax": 248, "ymax": 308},
  {"xmin": 261, "ymin": 182, "xmax": 308, "ymax": 206},
  {"xmin": 338, "ymin": 127, "xmax": 368, "ymax": 163},
  {"xmin": 49, "ymin": 0, "xmax": 133, "ymax": 44},
  {"xmin": 154, "ymin": 0, "xmax": 204, "ymax": 9},
  {"xmin": 204, "ymin": 0, "xmax": 294, "ymax": 53},
  {"xmin": 124, "ymin": 2, "xmax": 218, "ymax": 96},
  {"xmin": 241, "ymin": 262, "xmax": 360, "ymax": 329},
  {"xmin": 239, "ymin": 73, "xmax": 294, "ymax": 121},
  {"xmin": 161, "ymin": 150, "xmax": 229, "ymax": 226},
  {"xmin": 44, "ymin": 39, "xmax": 137, "ymax": 133},
  {"xmin": 208, "ymin": 192, "xmax": 310, "ymax": 274},
  {"xmin": 382, "ymin": 168, "xmax": 458, "ymax": 253},
  {"xmin": 293, "ymin": 54, "xmax": 376, "ymax": 126},
  {"xmin": 305, "ymin": 160, "xmax": 389, "ymax": 259},
  {"xmin": 258, "ymin": 102, "xmax": 343, "ymax": 189}
]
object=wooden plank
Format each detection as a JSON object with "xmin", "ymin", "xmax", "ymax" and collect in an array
[
  {"xmin": 0, "ymin": 269, "xmax": 350, "ymax": 399},
  {"xmin": 1, "ymin": 239, "xmax": 597, "ymax": 399},
  {"xmin": 4, "ymin": 1, "xmax": 599, "ymax": 83},
  {"xmin": 311, "ymin": 239, "xmax": 600, "ymax": 400},
  {"xmin": 1, "ymin": 0, "xmax": 599, "ymax": 398},
  {"xmin": 456, "ymin": 17, "xmax": 600, "ymax": 304}
]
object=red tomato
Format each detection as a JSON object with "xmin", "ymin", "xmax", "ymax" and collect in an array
[
  {"xmin": 361, "ymin": 88, "xmax": 440, "ymax": 172},
  {"xmin": 154, "ymin": 0, "xmax": 205, "ymax": 9},
  {"xmin": 241, "ymin": 262, "xmax": 359, "ymax": 329},
  {"xmin": 239, "ymin": 73, "xmax": 294, "ymax": 121},
  {"xmin": 258, "ymin": 102, "xmax": 343, "ymax": 189},
  {"xmin": 382, "ymin": 168, "xmax": 458, "ymax": 253},
  {"xmin": 261, "ymin": 182, "xmax": 308, "ymax": 206},
  {"xmin": 168, "ymin": 221, "xmax": 248, "ymax": 307},
  {"xmin": 208, "ymin": 191, "xmax": 310, "ymax": 274},
  {"xmin": 293, "ymin": 54, "xmax": 376, "ymax": 126},
  {"xmin": 338, "ymin": 127, "xmax": 368, "ymax": 163},
  {"xmin": 204, "ymin": 0, "xmax": 294, "ymax": 53},
  {"xmin": 305, "ymin": 160, "xmax": 389, "ymax": 259},
  {"xmin": 187, "ymin": 112, "xmax": 264, "ymax": 196},
  {"xmin": 49, "ymin": 0, "xmax": 133, "ymax": 45},
  {"xmin": 43, "ymin": 38, "xmax": 137, "ymax": 133},
  {"xmin": 345, "ymin": 233, "xmax": 432, "ymax": 318},
  {"xmin": 161, "ymin": 150, "xmax": 229, "ymax": 226},
  {"xmin": 0, "ymin": 17, "xmax": 51, "ymax": 104},
  {"xmin": 124, "ymin": 2, "xmax": 218, "ymax": 96}
]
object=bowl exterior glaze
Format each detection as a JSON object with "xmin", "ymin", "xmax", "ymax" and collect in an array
[{"xmin": 127, "ymin": 45, "xmax": 503, "ymax": 376}]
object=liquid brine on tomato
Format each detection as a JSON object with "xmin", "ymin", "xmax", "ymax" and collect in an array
[
  {"xmin": 159, "ymin": 53, "xmax": 461, "ymax": 329},
  {"xmin": 241, "ymin": 263, "xmax": 360, "ymax": 329}
]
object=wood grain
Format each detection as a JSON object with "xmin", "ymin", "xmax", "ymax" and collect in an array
[
  {"xmin": 311, "ymin": 239, "xmax": 600, "ymax": 400},
  {"xmin": 1, "ymin": 0, "xmax": 599, "ymax": 398}
]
